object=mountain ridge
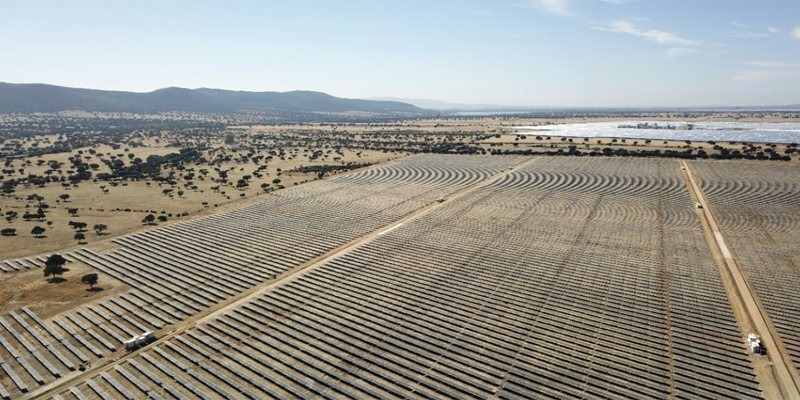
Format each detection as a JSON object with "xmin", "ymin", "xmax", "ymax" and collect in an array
[
  {"xmin": 368, "ymin": 97, "xmax": 800, "ymax": 111},
  {"xmin": 366, "ymin": 97, "xmax": 531, "ymax": 111},
  {"xmin": 0, "ymin": 83, "xmax": 428, "ymax": 115}
]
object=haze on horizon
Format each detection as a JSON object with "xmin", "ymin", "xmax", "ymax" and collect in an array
[{"xmin": 2, "ymin": 0, "xmax": 799, "ymax": 108}]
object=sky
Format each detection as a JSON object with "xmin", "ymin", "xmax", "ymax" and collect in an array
[{"xmin": 1, "ymin": 0, "xmax": 799, "ymax": 107}]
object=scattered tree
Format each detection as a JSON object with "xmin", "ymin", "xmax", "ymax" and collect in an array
[
  {"xmin": 142, "ymin": 214, "xmax": 156, "ymax": 225},
  {"xmin": 81, "ymin": 273, "xmax": 98, "ymax": 289},
  {"xmin": 69, "ymin": 221, "xmax": 88, "ymax": 231},
  {"xmin": 157, "ymin": 215, "xmax": 168, "ymax": 223},
  {"xmin": 31, "ymin": 226, "xmax": 46, "ymax": 238},
  {"xmin": 68, "ymin": 208, "xmax": 79, "ymax": 217},
  {"xmin": 94, "ymin": 224, "xmax": 108, "ymax": 234},
  {"xmin": 59, "ymin": 194, "xmax": 70, "ymax": 202},
  {"xmin": 75, "ymin": 232, "xmax": 86, "ymax": 244},
  {"xmin": 1, "ymin": 228, "xmax": 16, "ymax": 236},
  {"xmin": 44, "ymin": 254, "xmax": 67, "ymax": 282}
]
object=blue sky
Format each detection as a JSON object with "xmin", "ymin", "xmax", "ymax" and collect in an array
[{"xmin": 1, "ymin": 0, "xmax": 799, "ymax": 107}]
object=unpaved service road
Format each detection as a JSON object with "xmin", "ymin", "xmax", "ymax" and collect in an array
[{"xmin": 681, "ymin": 160, "xmax": 800, "ymax": 400}]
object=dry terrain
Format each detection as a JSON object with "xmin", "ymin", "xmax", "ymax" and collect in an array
[
  {"xmin": 1, "ymin": 137, "xmax": 399, "ymax": 260},
  {"xmin": 1, "ymin": 111, "xmax": 800, "ymax": 399},
  {"xmin": 0, "ymin": 155, "xmax": 797, "ymax": 399},
  {"xmin": 4, "ymin": 113, "xmax": 799, "ymax": 262}
]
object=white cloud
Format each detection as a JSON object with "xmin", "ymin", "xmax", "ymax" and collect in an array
[
  {"xmin": 664, "ymin": 48, "xmax": 697, "ymax": 57},
  {"xmin": 736, "ymin": 60, "xmax": 800, "ymax": 81},
  {"xmin": 743, "ymin": 61, "xmax": 800, "ymax": 68},
  {"xmin": 734, "ymin": 70, "xmax": 800, "ymax": 81},
  {"xmin": 527, "ymin": 0, "xmax": 572, "ymax": 16},
  {"xmin": 731, "ymin": 32, "xmax": 770, "ymax": 38},
  {"xmin": 731, "ymin": 21, "xmax": 780, "ymax": 38},
  {"xmin": 593, "ymin": 20, "xmax": 701, "ymax": 46},
  {"xmin": 446, "ymin": 6, "xmax": 496, "ymax": 17},
  {"xmin": 793, "ymin": 27, "xmax": 800, "ymax": 39}
]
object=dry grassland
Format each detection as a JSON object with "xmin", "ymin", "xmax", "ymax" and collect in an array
[
  {"xmin": 2, "ymin": 114, "xmax": 797, "ymax": 319},
  {"xmin": 4, "ymin": 115, "xmax": 798, "ymax": 262},
  {"xmin": 0, "ymin": 259, "xmax": 128, "ymax": 319},
  {"xmin": 1, "ymin": 137, "xmax": 400, "ymax": 260}
]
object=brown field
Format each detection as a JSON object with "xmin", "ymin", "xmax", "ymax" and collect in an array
[
  {"xmin": 2, "ymin": 155, "xmax": 799, "ymax": 399},
  {"xmin": 1, "ymin": 139, "xmax": 400, "ymax": 260},
  {"xmin": 0, "ymin": 260, "xmax": 128, "ymax": 318},
  {"xmin": 1, "ymin": 113, "xmax": 800, "ymax": 399},
  {"xmin": 3, "ymin": 114, "xmax": 799, "ymax": 262}
]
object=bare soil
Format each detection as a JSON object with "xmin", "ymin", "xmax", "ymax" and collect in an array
[{"xmin": 0, "ymin": 260, "xmax": 127, "ymax": 319}]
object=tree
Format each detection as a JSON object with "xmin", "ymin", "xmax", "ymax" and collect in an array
[
  {"xmin": 81, "ymin": 273, "xmax": 99, "ymax": 289},
  {"xmin": 59, "ymin": 194, "xmax": 70, "ymax": 202},
  {"xmin": 1, "ymin": 228, "xmax": 16, "ymax": 236},
  {"xmin": 177, "ymin": 190, "xmax": 184, "ymax": 197},
  {"xmin": 44, "ymin": 254, "xmax": 67, "ymax": 282},
  {"xmin": 157, "ymin": 215, "xmax": 168, "ymax": 223},
  {"xmin": 31, "ymin": 226, "xmax": 46, "ymax": 238},
  {"xmin": 94, "ymin": 224, "xmax": 107, "ymax": 234},
  {"xmin": 75, "ymin": 232, "xmax": 86, "ymax": 244},
  {"xmin": 142, "ymin": 214, "xmax": 155, "ymax": 225},
  {"xmin": 68, "ymin": 208, "xmax": 79, "ymax": 217}
]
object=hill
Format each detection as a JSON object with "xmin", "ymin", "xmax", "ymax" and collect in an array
[
  {"xmin": 0, "ymin": 82, "xmax": 428, "ymax": 115},
  {"xmin": 368, "ymin": 96, "xmax": 535, "ymax": 111}
]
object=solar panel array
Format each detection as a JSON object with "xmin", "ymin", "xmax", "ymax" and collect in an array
[
  {"xmin": 692, "ymin": 161, "xmax": 800, "ymax": 375},
  {"xmin": 0, "ymin": 154, "xmax": 523, "ymax": 398},
  {"xmin": 50, "ymin": 157, "xmax": 765, "ymax": 400}
]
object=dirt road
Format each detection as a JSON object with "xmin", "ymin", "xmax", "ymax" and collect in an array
[
  {"xmin": 24, "ymin": 157, "xmax": 539, "ymax": 400},
  {"xmin": 680, "ymin": 160, "xmax": 800, "ymax": 400}
]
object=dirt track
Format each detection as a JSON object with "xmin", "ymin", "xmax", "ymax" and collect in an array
[
  {"xmin": 681, "ymin": 160, "xmax": 800, "ymax": 400},
  {"xmin": 24, "ymin": 156, "xmax": 538, "ymax": 400},
  {"xmin": 23, "ymin": 156, "xmax": 800, "ymax": 399}
]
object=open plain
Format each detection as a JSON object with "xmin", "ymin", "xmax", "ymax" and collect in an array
[
  {"xmin": 4, "ymin": 113, "xmax": 799, "ymax": 262},
  {"xmin": 0, "ymin": 154, "xmax": 799, "ymax": 399},
  {"xmin": 5, "ymin": 0, "xmax": 800, "ymax": 397}
]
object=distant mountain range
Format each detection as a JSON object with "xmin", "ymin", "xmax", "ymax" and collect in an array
[
  {"xmin": 366, "ymin": 97, "xmax": 536, "ymax": 111},
  {"xmin": 0, "ymin": 83, "xmax": 428, "ymax": 115},
  {"xmin": 2, "ymin": 83, "xmax": 797, "ymax": 115},
  {"xmin": 369, "ymin": 97, "xmax": 800, "ymax": 112}
]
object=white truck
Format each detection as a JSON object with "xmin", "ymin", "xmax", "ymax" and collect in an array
[
  {"xmin": 124, "ymin": 330, "xmax": 156, "ymax": 351},
  {"xmin": 747, "ymin": 333, "xmax": 763, "ymax": 354}
]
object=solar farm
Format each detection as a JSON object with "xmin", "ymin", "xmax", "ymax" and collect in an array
[{"xmin": 1, "ymin": 154, "xmax": 800, "ymax": 399}]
